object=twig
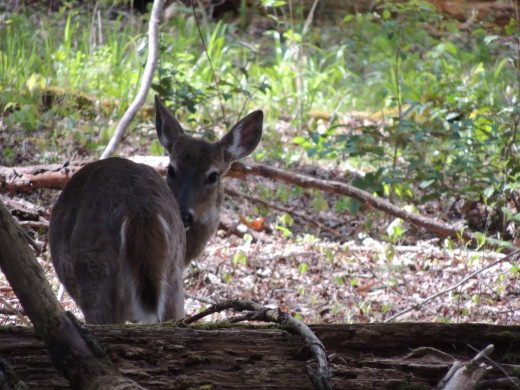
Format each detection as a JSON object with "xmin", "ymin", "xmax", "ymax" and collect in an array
[
  {"xmin": 302, "ymin": 0, "xmax": 320, "ymax": 35},
  {"xmin": 353, "ymin": 252, "xmax": 441, "ymax": 317},
  {"xmin": 185, "ymin": 293, "xmax": 216, "ymax": 306},
  {"xmin": 0, "ymin": 296, "xmax": 30, "ymax": 325},
  {"xmin": 100, "ymin": 0, "xmax": 163, "ymax": 159},
  {"xmin": 384, "ymin": 249, "xmax": 520, "ymax": 322},
  {"xmin": 184, "ymin": 299, "xmax": 332, "ymax": 390},
  {"xmin": 227, "ymin": 161, "xmax": 510, "ymax": 250},
  {"xmin": 190, "ymin": 0, "xmax": 226, "ymax": 121},
  {"xmin": 19, "ymin": 220, "xmax": 49, "ymax": 229},
  {"xmin": 235, "ymin": 75, "xmax": 267, "ymax": 120}
]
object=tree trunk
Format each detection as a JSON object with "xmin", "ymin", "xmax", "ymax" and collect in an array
[
  {"xmin": 1, "ymin": 322, "xmax": 518, "ymax": 389},
  {"xmin": 0, "ymin": 199, "xmax": 147, "ymax": 389}
]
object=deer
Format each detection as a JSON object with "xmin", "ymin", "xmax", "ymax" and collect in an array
[{"xmin": 49, "ymin": 96, "xmax": 263, "ymax": 324}]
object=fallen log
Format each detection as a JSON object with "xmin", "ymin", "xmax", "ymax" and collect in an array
[
  {"xmin": 0, "ymin": 159, "xmax": 507, "ymax": 250},
  {"xmin": 1, "ymin": 322, "xmax": 519, "ymax": 389},
  {"xmin": 0, "ymin": 157, "xmax": 168, "ymax": 193}
]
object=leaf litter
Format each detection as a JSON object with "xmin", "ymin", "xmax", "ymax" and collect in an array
[
  {"xmin": 0, "ymin": 118, "xmax": 518, "ymax": 327},
  {"xmin": 1, "ymin": 176, "xmax": 518, "ymax": 327}
]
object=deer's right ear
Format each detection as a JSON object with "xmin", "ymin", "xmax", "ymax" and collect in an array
[
  {"xmin": 155, "ymin": 95, "xmax": 185, "ymax": 152},
  {"xmin": 219, "ymin": 110, "xmax": 263, "ymax": 162}
]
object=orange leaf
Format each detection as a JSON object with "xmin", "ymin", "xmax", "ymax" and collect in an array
[
  {"xmin": 356, "ymin": 280, "xmax": 377, "ymax": 293},
  {"xmin": 240, "ymin": 216, "xmax": 266, "ymax": 232}
]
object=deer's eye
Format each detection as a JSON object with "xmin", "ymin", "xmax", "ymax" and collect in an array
[
  {"xmin": 168, "ymin": 165, "xmax": 176, "ymax": 179},
  {"xmin": 207, "ymin": 171, "xmax": 219, "ymax": 185}
]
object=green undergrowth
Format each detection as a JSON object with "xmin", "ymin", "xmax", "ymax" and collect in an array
[{"xmin": 1, "ymin": 0, "xmax": 519, "ymax": 241}]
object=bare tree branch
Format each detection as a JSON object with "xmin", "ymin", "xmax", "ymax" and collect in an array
[
  {"xmin": 99, "ymin": 0, "xmax": 163, "ymax": 159},
  {"xmin": 384, "ymin": 249, "xmax": 520, "ymax": 322},
  {"xmin": 1, "ymin": 159, "xmax": 514, "ymax": 251},
  {"xmin": 227, "ymin": 162, "xmax": 512, "ymax": 250}
]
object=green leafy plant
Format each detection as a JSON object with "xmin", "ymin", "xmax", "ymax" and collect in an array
[{"xmin": 290, "ymin": 1, "xmax": 519, "ymax": 236}]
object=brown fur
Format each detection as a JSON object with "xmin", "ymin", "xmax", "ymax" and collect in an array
[
  {"xmin": 155, "ymin": 97, "xmax": 263, "ymax": 266},
  {"xmin": 49, "ymin": 97, "xmax": 262, "ymax": 324},
  {"xmin": 123, "ymin": 212, "xmax": 168, "ymax": 313},
  {"xmin": 50, "ymin": 158, "xmax": 185, "ymax": 324}
]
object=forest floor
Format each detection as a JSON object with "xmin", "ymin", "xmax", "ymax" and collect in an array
[{"xmin": 1, "ymin": 117, "xmax": 518, "ymax": 327}]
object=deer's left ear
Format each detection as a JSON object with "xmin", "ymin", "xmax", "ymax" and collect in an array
[
  {"xmin": 155, "ymin": 95, "xmax": 185, "ymax": 152},
  {"xmin": 219, "ymin": 110, "xmax": 263, "ymax": 161}
]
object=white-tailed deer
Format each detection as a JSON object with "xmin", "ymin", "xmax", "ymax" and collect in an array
[{"xmin": 49, "ymin": 96, "xmax": 263, "ymax": 324}]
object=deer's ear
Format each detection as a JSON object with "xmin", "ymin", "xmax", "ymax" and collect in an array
[
  {"xmin": 155, "ymin": 95, "xmax": 185, "ymax": 152},
  {"xmin": 220, "ymin": 110, "xmax": 263, "ymax": 161}
]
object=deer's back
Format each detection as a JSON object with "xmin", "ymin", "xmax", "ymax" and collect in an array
[{"xmin": 49, "ymin": 158, "xmax": 186, "ymax": 324}]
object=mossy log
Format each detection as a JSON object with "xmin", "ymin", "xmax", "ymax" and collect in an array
[{"xmin": 1, "ymin": 322, "xmax": 519, "ymax": 389}]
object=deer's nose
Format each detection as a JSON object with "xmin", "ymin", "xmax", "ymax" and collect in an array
[{"xmin": 181, "ymin": 210, "xmax": 194, "ymax": 229}]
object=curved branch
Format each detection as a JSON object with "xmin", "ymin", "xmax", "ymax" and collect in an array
[
  {"xmin": 227, "ymin": 162, "xmax": 503, "ymax": 249},
  {"xmin": 184, "ymin": 299, "xmax": 332, "ymax": 390},
  {"xmin": 99, "ymin": 0, "xmax": 163, "ymax": 159}
]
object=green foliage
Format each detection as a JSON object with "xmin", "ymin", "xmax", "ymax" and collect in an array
[
  {"xmin": 285, "ymin": 0, "xmax": 520, "ymax": 238},
  {"xmin": 0, "ymin": 3, "xmax": 146, "ymax": 163},
  {"xmin": 233, "ymin": 252, "xmax": 247, "ymax": 266},
  {"xmin": 386, "ymin": 218, "xmax": 406, "ymax": 243},
  {"xmin": 310, "ymin": 194, "xmax": 329, "ymax": 212},
  {"xmin": 275, "ymin": 214, "xmax": 293, "ymax": 238},
  {"xmin": 2, "ymin": 1, "xmax": 519, "ymax": 241},
  {"xmin": 150, "ymin": 139, "xmax": 163, "ymax": 156}
]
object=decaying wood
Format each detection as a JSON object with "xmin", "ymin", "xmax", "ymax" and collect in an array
[
  {"xmin": 0, "ymin": 159, "xmax": 505, "ymax": 250},
  {"xmin": 1, "ymin": 322, "xmax": 519, "ymax": 389},
  {"xmin": 0, "ymin": 199, "xmax": 146, "ymax": 389},
  {"xmin": 438, "ymin": 345, "xmax": 501, "ymax": 390},
  {"xmin": 0, "ymin": 162, "xmax": 87, "ymax": 192},
  {"xmin": 0, "ymin": 157, "xmax": 168, "ymax": 193},
  {"xmin": 434, "ymin": 0, "xmax": 515, "ymax": 27},
  {"xmin": 184, "ymin": 299, "xmax": 332, "ymax": 389}
]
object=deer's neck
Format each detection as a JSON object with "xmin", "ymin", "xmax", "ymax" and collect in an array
[{"xmin": 183, "ymin": 189, "xmax": 224, "ymax": 267}]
